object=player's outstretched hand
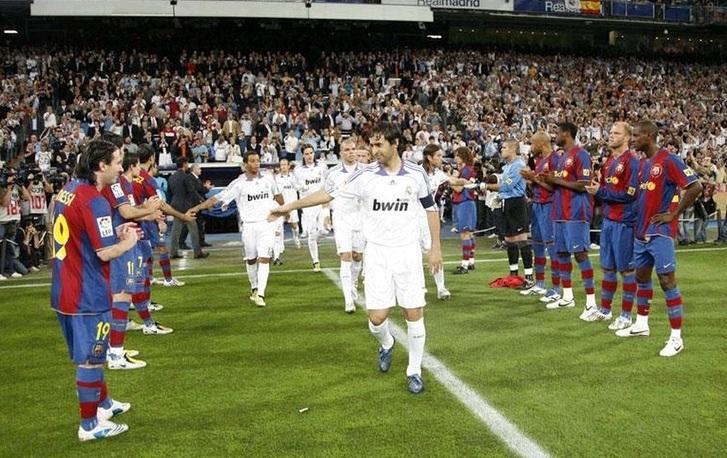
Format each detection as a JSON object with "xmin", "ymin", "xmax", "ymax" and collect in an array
[
  {"xmin": 650, "ymin": 212, "xmax": 675, "ymax": 225},
  {"xmin": 585, "ymin": 181, "xmax": 600, "ymax": 195},
  {"xmin": 183, "ymin": 210, "xmax": 197, "ymax": 222},
  {"xmin": 146, "ymin": 195, "xmax": 163, "ymax": 210},
  {"xmin": 268, "ymin": 205, "xmax": 290, "ymax": 221},
  {"xmin": 520, "ymin": 168, "xmax": 537, "ymax": 181}
]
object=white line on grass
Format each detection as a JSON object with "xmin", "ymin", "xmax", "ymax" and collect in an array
[
  {"xmin": 321, "ymin": 268, "xmax": 551, "ymax": 458},
  {"xmin": 2, "ymin": 245, "xmax": 725, "ymax": 291}
]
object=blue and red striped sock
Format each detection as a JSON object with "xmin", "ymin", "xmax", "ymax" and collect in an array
[
  {"xmin": 132, "ymin": 290, "xmax": 154, "ymax": 327},
  {"xmin": 110, "ymin": 300, "xmax": 130, "ymax": 348},
  {"xmin": 600, "ymin": 270, "xmax": 617, "ymax": 312},
  {"xmin": 469, "ymin": 236, "xmax": 476, "ymax": 262},
  {"xmin": 578, "ymin": 258, "xmax": 595, "ymax": 295},
  {"xmin": 533, "ymin": 243, "xmax": 546, "ymax": 288},
  {"xmin": 158, "ymin": 248, "xmax": 173, "ymax": 282},
  {"xmin": 76, "ymin": 367, "xmax": 102, "ymax": 431},
  {"xmin": 621, "ymin": 272, "xmax": 636, "ymax": 319},
  {"xmin": 664, "ymin": 287, "xmax": 684, "ymax": 330},
  {"xmin": 548, "ymin": 245, "xmax": 560, "ymax": 289},
  {"xmin": 558, "ymin": 253, "xmax": 572, "ymax": 289},
  {"xmin": 636, "ymin": 280, "xmax": 653, "ymax": 316}
]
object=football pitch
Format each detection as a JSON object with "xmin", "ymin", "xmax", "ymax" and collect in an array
[{"xmin": 2, "ymin": 235, "xmax": 726, "ymax": 457}]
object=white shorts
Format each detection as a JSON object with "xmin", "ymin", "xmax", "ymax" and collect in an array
[
  {"xmin": 240, "ymin": 220, "xmax": 276, "ymax": 260},
  {"xmin": 301, "ymin": 206, "xmax": 324, "ymax": 235},
  {"xmin": 419, "ymin": 213, "xmax": 431, "ymax": 252},
  {"xmin": 364, "ymin": 242, "xmax": 426, "ymax": 310},
  {"xmin": 334, "ymin": 220, "xmax": 365, "ymax": 255}
]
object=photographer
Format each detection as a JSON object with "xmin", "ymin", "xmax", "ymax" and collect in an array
[
  {"xmin": 0, "ymin": 170, "xmax": 30, "ymax": 279},
  {"xmin": 16, "ymin": 218, "xmax": 43, "ymax": 272}
]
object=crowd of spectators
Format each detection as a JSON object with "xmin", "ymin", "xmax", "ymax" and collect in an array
[{"xmin": 1, "ymin": 45, "xmax": 726, "ymax": 278}]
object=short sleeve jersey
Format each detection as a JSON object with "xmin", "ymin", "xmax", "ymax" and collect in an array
[
  {"xmin": 636, "ymin": 149, "xmax": 698, "ymax": 239},
  {"xmin": 216, "ymin": 173, "xmax": 280, "ymax": 224},
  {"xmin": 598, "ymin": 150, "xmax": 640, "ymax": 225},
  {"xmin": 451, "ymin": 164, "xmax": 475, "ymax": 203},
  {"xmin": 532, "ymin": 152, "xmax": 557, "ymax": 204},
  {"xmin": 552, "ymin": 146, "xmax": 593, "ymax": 222},
  {"xmin": 328, "ymin": 161, "xmax": 434, "ymax": 247},
  {"xmin": 51, "ymin": 179, "xmax": 116, "ymax": 315},
  {"xmin": 293, "ymin": 163, "xmax": 327, "ymax": 199}
]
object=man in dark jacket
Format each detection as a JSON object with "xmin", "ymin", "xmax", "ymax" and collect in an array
[{"xmin": 167, "ymin": 157, "xmax": 209, "ymax": 259}]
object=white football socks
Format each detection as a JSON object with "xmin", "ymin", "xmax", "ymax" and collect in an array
[
  {"xmin": 433, "ymin": 268, "xmax": 445, "ymax": 291},
  {"xmin": 257, "ymin": 262, "xmax": 270, "ymax": 297},
  {"xmin": 351, "ymin": 260, "xmax": 362, "ymax": 289},
  {"xmin": 308, "ymin": 234, "xmax": 319, "ymax": 264},
  {"xmin": 562, "ymin": 287, "xmax": 574, "ymax": 302},
  {"xmin": 246, "ymin": 263, "xmax": 259, "ymax": 291},
  {"xmin": 340, "ymin": 260, "xmax": 353, "ymax": 305},
  {"xmin": 406, "ymin": 318, "xmax": 426, "ymax": 377},
  {"xmin": 368, "ymin": 319, "xmax": 394, "ymax": 350}
]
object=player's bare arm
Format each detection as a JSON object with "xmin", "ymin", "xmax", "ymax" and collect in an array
[{"xmin": 269, "ymin": 188, "xmax": 333, "ymax": 219}]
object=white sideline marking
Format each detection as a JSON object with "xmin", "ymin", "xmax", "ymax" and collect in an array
[
  {"xmin": 3, "ymin": 245, "xmax": 725, "ymax": 291},
  {"xmin": 321, "ymin": 268, "xmax": 551, "ymax": 458}
]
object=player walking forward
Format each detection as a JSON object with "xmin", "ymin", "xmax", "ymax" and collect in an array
[
  {"xmin": 191, "ymin": 152, "xmax": 284, "ymax": 307},
  {"xmin": 51, "ymin": 140, "xmax": 138, "ymax": 441},
  {"xmin": 615, "ymin": 121, "xmax": 702, "ymax": 357},
  {"xmin": 543, "ymin": 123, "xmax": 598, "ymax": 315},
  {"xmin": 275, "ymin": 158, "xmax": 301, "ymax": 250},
  {"xmin": 271, "ymin": 122, "xmax": 443, "ymax": 394},
  {"xmin": 582, "ymin": 122, "xmax": 640, "ymax": 329},
  {"xmin": 324, "ymin": 139, "xmax": 365, "ymax": 313},
  {"xmin": 422, "ymin": 144, "xmax": 450, "ymax": 300},
  {"xmin": 293, "ymin": 145, "xmax": 328, "ymax": 272}
]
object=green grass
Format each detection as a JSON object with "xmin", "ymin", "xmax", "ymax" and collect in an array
[{"xmin": 1, "ymin": 237, "xmax": 726, "ymax": 457}]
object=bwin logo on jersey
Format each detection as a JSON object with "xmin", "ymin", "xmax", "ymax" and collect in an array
[
  {"xmin": 248, "ymin": 192, "xmax": 270, "ymax": 201},
  {"xmin": 372, "ymin": 198, "xmax": 409, "ymax": 212},
  {"xmin": 305, "ymin": 178, "xmax": 320, "ymax": 186}
]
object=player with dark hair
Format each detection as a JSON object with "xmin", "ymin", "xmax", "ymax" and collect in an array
[
  {"xmin": 449, "ymin": 146, "xmax": 478, "ymax": 274},
  {"xmin": 53, "ymin": 140, "xmax": 138, "ymax": 440},
  {"xmin": 270, "ymin": 121, "xmax": 442, "ymax": 394},
  {"xmin": 293, "ymin": 144, "xmax": 328, "ymax": 272},
  {"xmin": 543, "ymin": 122, "xmax": 597, "ymax": 315},
  {"xmin": 191, "ymin": 151, "xmax": 284, "ymax": 307},
  {"xmin": 615, "ymin": 121, "xmax": 702, "ymax": 357},
  {"xmin": 583, "ymin": 122, "xmax": 640, "ymax": 329}
]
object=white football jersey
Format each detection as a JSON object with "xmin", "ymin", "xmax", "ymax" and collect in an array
[
  {"xmin": 275, "ymin": 173, "xmax": 298, "ymax": 204},
  {"xmin": 293, "ymin": 162, "xmax": 327, "ymax": 198},
  {"xmin": 328, "ymin": 161, "xmax": 435, "ymax": 247},
  {"xmin": 216, "ymin": 173, "xmax": 281, "ymax": 223},
  {"xmin": 324, "ymin": 162, "xmax": 364, "ymax": 229},
  {"xmin": 427, "ymin": 168, "xmax": 449, "ymax": 195},
  {"xmin": 29, "ymin": 183, "xmax": 48, "ymax": 215}
]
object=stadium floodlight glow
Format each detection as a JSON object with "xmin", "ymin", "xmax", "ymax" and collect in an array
[
  {"xmin": 426, "ymin": 34, "xmax": 442, "ymax": 39},
  {"xmin": 3, "ymin": 29, "xmax": 19, "ymax": 35}
]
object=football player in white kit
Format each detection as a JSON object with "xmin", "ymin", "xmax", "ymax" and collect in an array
[
  {"xmin": 421, "ymin": 144, "xmax": 451, "ymax": 300},
  {"xmin": 324, "ymin": 139, "xmax": 365, "ymax": 314},
  {"xmin": 273, "ymin": 158, "xmax": 301, "ymax": 264},
  {"xmin": 190, "ymin": 152, "xmax": 283, "ymax": 307},
  {"xmin": 293, "ymin": 144, "xmax": 328, "ymax": 272},
  {"xmin": 271, "ymin": 122, "xmax": 443, "ymax": 394}
]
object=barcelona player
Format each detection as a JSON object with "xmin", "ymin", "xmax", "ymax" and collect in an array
[
  {"xmin": 583, "ymin": 122, "xmax": 640, "ymax": 329},
  {"xmin": 615, "ymin": 121, "xmax": 702, "ymax": 357},
  {"xmin": 449, "ymin": 147, "xmax": 477, "ymax": 275},
  {"xmin": 543, "ymin": 123, "xmax": 597, "ymax": 315},
  {"xmin": 51, "ymin": 140, "xmax": 138, "ymax": 440},
  {"xmin": 520, "ymin": 131, "xmax": 561, "ymax": 301}
]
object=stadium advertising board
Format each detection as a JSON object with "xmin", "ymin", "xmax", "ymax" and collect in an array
[
  {"xmin": 412, "ymin": 0, "xmax": 513, "ymax": 10},
  {"xmin": 610, "ymin": 1, "xmax": 654, "ymax": 18},
  {"xmin": 513, "ymin": 0, "xmax": 601, "ymax": 15}
]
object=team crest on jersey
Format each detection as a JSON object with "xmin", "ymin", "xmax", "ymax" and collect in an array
[
  {"xmin": 684, "ymin": 167, "xmax": 695, "ymax": 177},
  {"xmin": 650, "ymin": 164, "xmax": 663, "ymax": 178},
  {"xmin": 615, "ymin": 163, "xmax": 625, "ymax": 174},
  {"xmin": 627, "ymin": 186, "xmax": 636, "ymax": 195},
  {"xmin": 583, "ymin": 169, "xmax": 591, "ymax": 177},
  {"xmin": 111, "ymin": 183, "xmax": 124, "ymax": 198},
  {"xmin": 565, "ymin": 157, "xmax": 574, "ymax": 168},
  {"xmin": 97, "ymin": 216, "xmax": 113, "ymax": 237},
  {"xmin": 405, "ymin": 186, "xmax": 414, "ymax": 196}
]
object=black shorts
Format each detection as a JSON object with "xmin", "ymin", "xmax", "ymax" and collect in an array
[{"xmin": 504, "ymin": 197, "xmax": 530, "ymax": 237}]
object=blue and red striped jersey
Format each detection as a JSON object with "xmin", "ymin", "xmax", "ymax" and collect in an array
[
  {"xmin": 132, "ymin": 169, "xmax": 161, "ymax": 239},
  {"xmin": 101, "ymin": 177, "xmax": 133, "ymax": 227},
  {"xmin": 532, "ymin": 152, "xmax": 558, "ymax": 204},
  {"xmin": 636, "ymin": 149, "xmax": 698, "ymax": 239},
  {"xmin": 452, "ymin": 165, "xmax": 475, "ymax": 203},
  {"xmin": 551, "ymin": 146, "xmax": 593, "ymax": 222},
  {"xmin": 597, "ymin": 150, "xmax": 640, "ymax": 225},
  {"xmin": 51, "ymin": 179, "xmax": 116, "ymax": 315}
]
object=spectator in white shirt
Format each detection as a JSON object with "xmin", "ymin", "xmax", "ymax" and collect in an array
[{"xmin": 213, "ymin": 136, "xmax": 229, "ymax": 162}]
